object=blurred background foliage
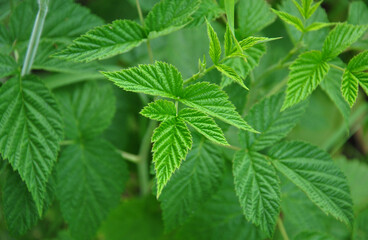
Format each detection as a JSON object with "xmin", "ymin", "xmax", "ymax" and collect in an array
[{"xmin": 0, "ymin": 0, "xmax": 367, "ymax": 239}]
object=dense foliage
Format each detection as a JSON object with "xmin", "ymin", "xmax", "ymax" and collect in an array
[{"xmin": 0, "ymin": 0, "xmax": 368, "ymax": 239}]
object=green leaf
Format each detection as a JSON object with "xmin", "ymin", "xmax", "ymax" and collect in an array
[
  {"xmin": 294, "ymin": 0, "xmax": 323, "ymax": 20},
  {"xmin": 103, "ymin": 61, "xmax": 183, "ymax": 99},
  {"xmin": 180, "ymin": 82, "xmax": 256, "ymax": 132},
  {"xmin": 187, "ymin": 0, "xmax": 224, "ymax": 27},
  {"xmin": 322, "ymin": 23, "xmax": 368, "ymax": 60},
  {"xmin": 347, "ymin": 50, "xmax": 368, "ymax": 72},
  {"xmin": 293, "ymin": 231, "xmax": 336, "ymax": 240},
  {"xmin": 177, "ymin": 168, "xmax": 265, "ymax": 240},
  {"xmin": 320, "ymin": 60, "xmax": 350, "ymax": 121},
  {"xmin": 239, "ymin": 36, "xmax": 280, "ymax": 51},
  {"xmin": 160, "ymin": 135, "xmax": 224, "ymax": 231},
  {"xmin": 206, "ymin": 20, "xmax": 221, "ymax": 64},
  {"xmin": 268, "ymin": 141, "xmax": 354, "ymax": 227},
  {"xmin": 348, "ymin": 1, "xmax": 368, "ymax": 25},
  {"xmin": 224, "ymin": 25, "xmax": 233, "ymax": 56},
  {"xmin": 240, "ymin": 93, "xmax": 307, "ymax": 151},
  {"xmin": 237, "ymin": 0, "xmax": 276, "ymax": 37},
  {"xmin": 54, "ymin": 20, "xmax": 147, "ymax": 62},
  {"xmin": 0, "ymin": 54, "xmax": 18, "ymax": 78},
  {"xmin": 233, "ymin": 150, "xmax": 280, "ymax": 237},
  {"xmin": 305, "ymin": 22, "xmax": 334, "ymax": 32},
  {"xmin": 0, "ymin": 75, "xmax": 63, "ymax": 215},
  {"xmin": 3, "ymin": 167, "xmax": 54, "ymax": 236},
  {"xmin": 215, "ymin": 64, "xmax": 248, "ymax": 89},
  {"xmin": 272, "ymin": 9, "xmax": 304, "ymax": 32},
  {"xmin": 32, "ymin": 40, "xmax": 101, "ymax": 73},
  {"xmin": 140, "ymin": 99, "xmax": 176, "ymax": 121},
  {"xmin": 179, "ymin": 108, "xmax": 228, "ymax": 145},
  {"xmin": 56, "ymin": 139, "xmax": 127, "ymax": 240},
  {"xmin": 6, "ymin": 0, "xmax": 103, "ymax": 44},
  {"xmin": 152, "ymin": 117, "xmax": 192, "ymax": 197},
  {"xmin": 224, "ymin": 0, "xmax": 235, "ymax": 34},
  {"xmin": 55, "ymin": 81, "xmax": 116, "ymax": 140},
  {"xmin": 341, "ymin": 70, "xmax": 359, "ymax": 107},
  {"xmin": 282, "ymin": 50, "xmax": 330, "ymax": 110},
  {"xmin": 144, "ymin": 0, "xmax": 200, "ymax": 38}
]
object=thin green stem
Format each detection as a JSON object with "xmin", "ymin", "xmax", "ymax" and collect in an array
[
  {"xmin": 136, "ymin": 0, "xmax": 154, "ymax": 63},
  {"xmin": 21, "ymin": 0, "xmax": 49, "ymax": 76},
  {"xmin": 60, "ymin": 140, "xmax": 76, "ymax": 146},
  {"xmin": 138, "ymin": 120, "xmax": 157, "ymax": 195},
  {"xmin": 116, "ymin": 149, "xmax": 140, "ymax": 163},
  {"xmin": 184, "ymin": 65, "xmax": 216, "ymax": 85},
  {"xmin": 329, "ymin": 63, "xmax": 345, "ymax": 72},
  {"xmin": 277, "ymin": 217, "xmax": 290, "ymax": 240}
]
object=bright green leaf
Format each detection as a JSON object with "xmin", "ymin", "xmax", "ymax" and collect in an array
[
  {"xmin": 140, "ymin": 99, "xmax": 176, "ymax": 121},
  {"xmin": 145, "ymin": 0, "xmax": 200, "ymax": 38},
  {"xmin": 215, "ymin": 64, "xmax": 248, "ymax": 89},
  {"xmin": 224, "ymin": 0, "xmax": 235, "ymax": 34},
  {"xmin": 240, "ymin": 93, "xmax": 307, "ymax": 151},
  {"xmin": 180, "ymin": 82, "xmax": 256, "ymax": 132},
  {"xmin": 103, "ymin": 61, "xmax": 183, "ymax": 99},
  {"xmin": 206, "ymin": 20, "xmax": 222, "ymax": 64},
  {"xmin": 347, "ymin": 50, "xmax": 368, "ymax": 72},
  {"xmin": 57, "ymin": 139, "xmax": 127, "ymax": 240},
  {"xmin": 239, "ymin": 36, "xmax": 280, "ymax": 51},
  {"xmin": 282, "ymin": 50, "xmax": 330, "ymax": 110},
  {"xmin": 305, "ymin": 22, "xmax": 334, "ymax": 32},
  {"xmin": 341, "ymin": 70, "xmax": 359, "ymax": 107},
  {"xmin": 272, "ymin": 9, "xmax": 304, "ymax": 32},
  {"xmin": 160, "ymin": 135, "xmax": 224, "ymax": 231},
  {"xmin": 179, "ymin": 108, "xmax": 228, "ymax": 145},
  {"xmin": 152, "ymin": 118, "xmax": 192, "ymax": 197},
  {"xmin": 268, "ymin": 141, "xmax": 354, "ymax": 227},
  {"xmin": 322, "ymin": 23, "xmax": 368, "ymax": 60},
  {"xmin": 233, "ymin": 150, "xmax": 280, "ymax": 237},
  {"xmin": 224, "ymin": 25, "xmax": 233, "ymax": 56},
  {"xmin": 54, "ymin": 20, "xmax": 147, "ymax": 62},
  {"xmin": 0, "ymin": 75, "xmax": 63, "ymax": 215}
]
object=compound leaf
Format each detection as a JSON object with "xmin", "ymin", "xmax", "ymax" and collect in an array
[
  {"xmin": 322, "ymin": 23, "xmax": 368, "ymax": 60},
  {"xmin": 272, "ymin": 9, "xmax": 304, "ymax": 32},
  {"xmin": 282, "ymin": 50, "xmax": 330, "ymax": 110},
  {"xmin": 180, "ymin": 82, "xmax": 256, "ymax": 132},
  {"xmin": 268, "ymin": 141, "xmax": 354, "ymax": 227},
  {"xmin": 57, "ymin": 139, "xmax": 127, "ymax": 240},
  {"xmin": 206, "ymin": 20, "xmax": 221, "ymax": 64},
  {"xmin": 160, "ymin": 135, "xmax": 224, "ymax": 231},
  {"xmin": 55, "ymin": 81, "xmax": 115, "ymax": 140},
  {"xmin": 240, "ymin": 93, "xmax": 307, "ymax": 151},
  {"xmin": 140, "ymin": 99, "xmax": 176, "ymax": 121},
  {"xmin": 0, "ymin": 75, "xmax": 63, "ymax": 215},
  {"xmin": 54, "ymin": 20, "xmax": 146, "ymax": 62},
  {"xmin": 233, "ymin": 150, "xmax": 280, "ymax": 237},
  {"xmin": 237, "ymin": 0, "xmax": 276, "ymax": 37},
  {"xmin": 145, "ymin": 0, "xmax": 200, "ymax": 38},
  {"xmin": 179, "ymin": 108, "xmax": 228, "ymax": 145},
  {"xmin": 152, "ymin": 118, "xmax": 192, "ymax": 197},
  {"xmin": 103, "ymin": 61, "xmax": 183, "ymax": 99}
]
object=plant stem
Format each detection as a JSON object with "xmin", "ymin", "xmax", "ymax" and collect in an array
[
  {"xmin": 21, "ymin": 0, "xmax": 49, "ymax": 76},
  {"xmin": 136, "ymin": 0, "xmax": 154, "ymax": 63},
  {"xmin": 277, "ymin": 217, "xmax": 290, "ymax": 240},
  {"xmin": 138, "ymin": 120, "xmax": 157, "ymax": 195},
  {"xmin": 184, "ymin": 65, "xmax": 216, "ymax": 85},
  {"xmin": 116, "ymin": 149, "xmax": 140, "ymax": 163},
  {"xmin": 329, "ymin": 63, "xmax": 345, "ymax": 72}
]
